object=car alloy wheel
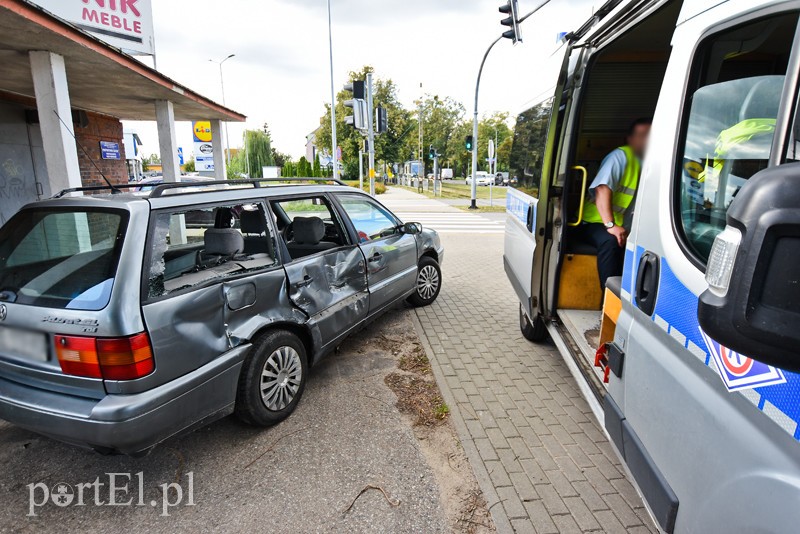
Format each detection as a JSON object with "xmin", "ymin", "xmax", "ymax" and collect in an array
[
  {"xmin": 260, "ymin": 346, "xmax": 302, "ymax": 412},
  {"xmin": 417, "ymin": 264, "xmax": 440, "ymax": 301}
]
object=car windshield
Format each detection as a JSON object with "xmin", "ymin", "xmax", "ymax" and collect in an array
[{"xmin": 0, "ymin": 209, "xmax": 127, "ymax": 310}]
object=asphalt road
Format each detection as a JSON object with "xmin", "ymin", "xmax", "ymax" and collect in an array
[{"xmin": 0, "ymin": 312, "xmax": 452, "ymax": 533}]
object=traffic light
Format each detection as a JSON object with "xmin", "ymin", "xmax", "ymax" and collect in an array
[
  {"xmin": 465, "ymin": 135, "xmax": 474, "ymax": 151},
  {"xmin": 376, "ymin": 106, "xmax": 388, "ymax": 134},
  {"xmin": 499, "ymin": 0, "xmax": 522, "ymax": 44},
  {"xmin": 428, "ymin": 145, "xmax": 436, "ymax": 160},
  {"xmin": 344, "ymin": 81, "xmax": 368, "ymax": 131}
]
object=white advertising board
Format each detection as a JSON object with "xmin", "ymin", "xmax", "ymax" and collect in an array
[{"xmin": 30, "ymin": 0, "xmax": 155, "ymax": 56}]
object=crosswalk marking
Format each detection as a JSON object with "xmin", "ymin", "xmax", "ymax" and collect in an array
[{"xmin": 390, "ymin": 211, "xmax": 505, "ymax": 234}]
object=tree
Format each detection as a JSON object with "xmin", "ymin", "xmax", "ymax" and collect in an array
[
  {"xmin": 183, "ymin": 156, "xmax": 196, "ymax": 173},
  {"xmin": 420, "ymin": 95, "xmax": 466, "ymax": 172},
  {"xmin": 242, "ymin": 129, "xmax": 274, "ymax": 178},
  {"xmin": 316, "ymin": 66, "xmax": 414, "ymax": 179},
  {"xmin": 271, "ymin": 148, "xmax": 291, "ymax": 169}
]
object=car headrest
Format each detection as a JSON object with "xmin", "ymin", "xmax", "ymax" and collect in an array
[
  {"xmin": 292, "ymin": 217, "xmax": 325, "ymax": 245},
  {"xmin": 240, "ymin": 210, "xmax": 264, "ymax": 235},
  {"xmin": 205, "ymin": 228, "xmax": 244, "ymax": 256}
]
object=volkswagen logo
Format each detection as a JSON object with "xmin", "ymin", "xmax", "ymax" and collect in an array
[{"xmin": 0, "ymin": 304, "xmax": 6, "ymax": 321}]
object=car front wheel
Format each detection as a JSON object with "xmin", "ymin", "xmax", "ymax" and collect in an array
[
  {"xmin": 408, "ymin": 256, "xmax": 442, "ymax": 307},
  {"xmin": 235, "ymin": 329, "xmax": 308, "ymax": 427}
]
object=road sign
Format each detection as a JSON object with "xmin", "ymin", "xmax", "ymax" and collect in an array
[
  {"xmin": 100, "ymin": 141, "xmax": 120, "ymax": 160},
  {"xmin": 178, "ymin": 147, "xmax": 184, "ymax": 166},
  {"xmin": 488, "ymin": 139, "xmax": 495, "ymax": 159}
]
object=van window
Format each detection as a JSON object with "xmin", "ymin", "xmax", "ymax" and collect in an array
[
  {"xmin": 676, "ymin": 14, "xmax": 799, "ymax": 262},
  {"xmin": 147, "ymin": 202, "xmax": 278, "ymax": 299},
  {"xmin": 510, "ymin": 98, "xmax": 553, "ymax": 197},
  {"xmin": 0, "ymin": 209, "xmax": 127, "ymax": 310}
]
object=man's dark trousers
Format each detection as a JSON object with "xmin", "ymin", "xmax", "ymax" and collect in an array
[{"xmin": 575, "ymin": 223, "xmax": 624, "ymax": 291}]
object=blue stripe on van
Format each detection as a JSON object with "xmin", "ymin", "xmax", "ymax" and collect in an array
[{"xmin": 652, "ymin": 259, "xmax": 800, "ymax": 442}]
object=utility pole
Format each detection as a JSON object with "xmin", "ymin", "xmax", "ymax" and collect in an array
[
  {"xmin": 366, "ymin": 72, "xmax": 376, "ymax": 197},
  {"xmin": 327, "ymin": 0, "xmax": 340, "ymax": 181},
  {"xmin": 358, "ymin": 149, "xmax": 364, "ymax": 191},
  {"xmin": 209, "ymin": 54, "xmax": 235, "ymax": 166}
]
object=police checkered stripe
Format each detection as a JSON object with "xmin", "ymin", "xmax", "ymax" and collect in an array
[{"xmin": 653, "ymin": 313, "xmax": 798, "ymax": 440}]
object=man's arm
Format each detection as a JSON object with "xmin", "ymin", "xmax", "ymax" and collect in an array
[{"xmin": 594, "ymin": 185, "xmax": 627, "ymax": 247}]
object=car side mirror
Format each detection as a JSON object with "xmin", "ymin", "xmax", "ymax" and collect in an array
[
  {"xmin": 402, "ymin": 222, "xmax": 423, "ymax": 235},
  {"xmin": 698, "ymin": 162, "xmax": 800, "ymax": 373}
]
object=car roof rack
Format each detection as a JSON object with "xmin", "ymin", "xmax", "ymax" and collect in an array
[
  {"xmin": 148, "ymin": 177, "xmax": 348, "ymax": 198},
  {"xmin": 52, "ymin": 184, "xmax": 140, "ymax": 198}
]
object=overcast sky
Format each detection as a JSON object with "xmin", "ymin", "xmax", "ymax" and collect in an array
[{"xmin": 126, "ymin": 0, "xmax": 597, "ymax": 160}]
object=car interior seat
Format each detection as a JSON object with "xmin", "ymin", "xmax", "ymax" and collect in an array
[
  {"xmin": 287, "ymin": 217, "xmax": 337, "ymax": 259},
  {"xmin": 240, "ymin": 210, "xmax": 270, "ymax": 255}
]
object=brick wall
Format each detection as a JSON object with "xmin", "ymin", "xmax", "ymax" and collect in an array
[{"xmin": 74, "ymin": 112, "xmax": 128, "ymax": 187}]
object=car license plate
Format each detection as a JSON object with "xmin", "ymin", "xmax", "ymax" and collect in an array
[{"xmin": 0, "ymin": 326, "xmax": 48, "ymax": 362}]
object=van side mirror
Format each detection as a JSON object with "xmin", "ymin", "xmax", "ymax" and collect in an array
[
  {"xmin": 698, "ymin": 162, "xmax": 800, "ymax": 373},
  {"xmin": 402, "ymin": 222, "xmax": 423, "ymax": 235}
]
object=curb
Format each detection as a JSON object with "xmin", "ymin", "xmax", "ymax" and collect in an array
[{"xmin": 411, "ymin": 311, "xmax": 512, "ymax": 533}]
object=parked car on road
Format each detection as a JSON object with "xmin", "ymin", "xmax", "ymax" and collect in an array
[
  {"xmin": 466, "ymin": 172, "xmax": 492, "ymax": 186},
  {"xmin": 0, "ymin": 179, "xmax": 444, "ymax": 455}
]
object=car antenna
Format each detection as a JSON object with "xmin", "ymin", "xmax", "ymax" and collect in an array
[{"xmin": 53, "ymin": 110, "xmax": 121, "ymax": 194}]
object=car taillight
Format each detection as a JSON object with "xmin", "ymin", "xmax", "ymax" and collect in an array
[{"xmin": 56, "ymin": 333, "xmax": 154, "ymax": 381}]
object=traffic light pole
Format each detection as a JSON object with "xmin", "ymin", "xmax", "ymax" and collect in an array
[
  {"xmin": 366, "ymin": 72, "xmax": 376, "ymax": 197},
  {"xmin": 471, "ymin": 35, "xmax": 503, "ymax": 210},
  {"xmin": 327, "ymin": 0, "xmax": 339, "ymax": 181}
]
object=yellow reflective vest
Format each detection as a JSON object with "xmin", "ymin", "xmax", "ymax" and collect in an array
[{"xmin": 582, "ymin": 145, "xmax": 640, "ymax": 226}]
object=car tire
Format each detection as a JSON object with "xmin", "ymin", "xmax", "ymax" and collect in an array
[
  {"xmin": 235, "ymin": 329, "xmax": 308, "ymax": 427},
  {"xmin": 520, "ymin": 304, "xmax": 548, "ymax": 342},
  {"xmin": 408, "ymin": 256, "xmax": 442, "ymax": 307}
]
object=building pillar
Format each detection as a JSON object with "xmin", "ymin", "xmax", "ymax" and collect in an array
[
  {"xmin": 29, "ymin": 51, "xmax": 82, "ymax": 194},
  {"xmin": 210, "ymin": 119, "xmax": 227, "ymax": 181},
  {"xmin": 155, "ymin": 100, "xmax": 180, "ymax": 183}
]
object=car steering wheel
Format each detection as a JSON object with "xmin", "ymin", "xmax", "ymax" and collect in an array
[{"xmin": 283, "ymin": 221, "xmax": 294, "ymax": 243}]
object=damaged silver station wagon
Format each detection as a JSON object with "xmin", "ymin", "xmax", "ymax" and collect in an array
[{"xmin": 0, "ymin": 179, "xmax": 443, "ymax": 455}]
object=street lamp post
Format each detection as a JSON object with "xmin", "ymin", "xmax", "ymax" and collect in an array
[
  {"xmin": 327, "ymin": 0, "xmax": 340, "ymax": 181},
  {"xmin": 209, "ymin": 53, "xmax": 235, "ymax": 167}
]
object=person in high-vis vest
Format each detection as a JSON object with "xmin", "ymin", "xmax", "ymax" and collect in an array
[{"xmin": 577, "ymin": 118, "xmax": 652, "ymax": 291}]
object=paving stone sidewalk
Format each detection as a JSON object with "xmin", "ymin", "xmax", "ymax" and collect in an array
[{"xmin": 384, "ymin": 189, "xmax": 656, "ymax": 533}]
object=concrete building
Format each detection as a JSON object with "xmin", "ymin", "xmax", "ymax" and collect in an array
[
  {"xmin": 0, "ymin": 0, "xmax": 245, "ymax": 223},
  {"xmin": 306, "ymin": 127, "xmax": 319, "ymax": 165}
]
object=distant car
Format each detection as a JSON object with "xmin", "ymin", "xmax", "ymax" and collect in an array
[
  {"xmin": 466, "ymin": 172, "xmax": 492, "ymax": 186},
  {"xmin": 131, "ymin": 175, "xmax": 215, "ymax": 192},
  {"xmin": 496, "ymin": 172, "xmax": 510, "ymax": 186}
]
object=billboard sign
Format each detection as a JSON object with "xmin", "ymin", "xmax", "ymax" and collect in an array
[
  {"xmin": 30, "ymin": 0, "xmax": 155, "ymax": 56},
  {"xmin": 192, "ymin": 121, "xmax": 214, "ymax": 172}
]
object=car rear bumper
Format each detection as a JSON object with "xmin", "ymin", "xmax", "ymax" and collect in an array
[{"xmin": 0, "ymin": 345, "xmax": 249, "ymax": 455}]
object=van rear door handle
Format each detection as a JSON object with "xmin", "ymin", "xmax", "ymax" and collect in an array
[{"xmin": 635, "ymin": 251, "xmax": 660, "ymax": 316}]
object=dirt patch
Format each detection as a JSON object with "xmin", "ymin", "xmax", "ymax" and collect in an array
[
  {"xmin": 385, "ymin": 372, "xmax": 448, "ymax": 426},
  {"xmin": 378, "ymin": 309, "xmax": 495, "ymax": 533}
]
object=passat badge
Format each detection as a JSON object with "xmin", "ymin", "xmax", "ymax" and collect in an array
[{"xmin": 700, "ymin": 329, "xmax": 786, "ymax": 392}]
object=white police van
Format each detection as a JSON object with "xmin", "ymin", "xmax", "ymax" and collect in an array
[{"xmin": 505, "ymin": 0, "xmax": 800, "ymax": 531}]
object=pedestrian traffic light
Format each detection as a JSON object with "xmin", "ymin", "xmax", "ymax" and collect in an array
[
  {"xmin": 344, "ymin": 80, "xmax": 368, "ymax": 131},
  {"xmin": 376, "ymin": 106, "xmax": 388, "ymax": 134},
  {"xmin": 499, "ymin": 0, "xmax": 522, "ymax": 44},
  {"xmin": 465, "ymin": 135, "xmax": 474, "ymax": 151},
  {"xmin": 428, "ymin": 146, "xmax": 436, "ymax": 160}
]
